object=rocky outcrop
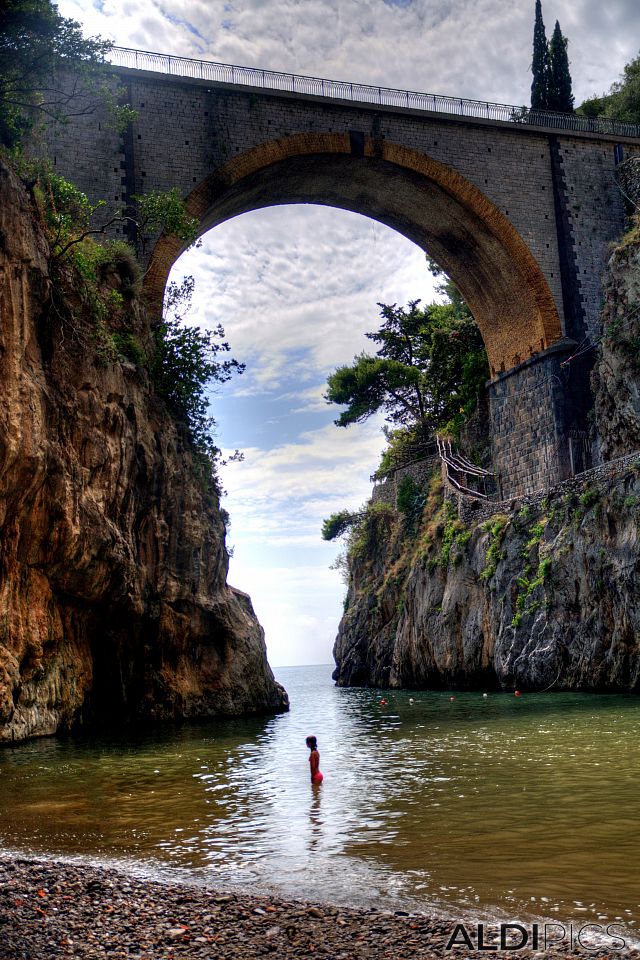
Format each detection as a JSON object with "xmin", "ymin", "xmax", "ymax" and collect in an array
[
  {"xmin": 334, "ymin": 230, "xmax": 640, "ymax": 693},
  {"xmin": 333, "ymin": 465, "xmax": 640, "ymax": 691},
  {"xmin": 0, "ymin": 160, "xmax": 287, "ymax": 741},
  {"xmin": 592, "ymin": 235, "xmax": 640, "ymax": 460}
]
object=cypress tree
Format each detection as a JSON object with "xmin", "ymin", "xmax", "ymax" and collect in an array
[
  {"xmin": 548, "ymin": 20, "xmax": 574, "ymax": 113},
  {"xmin": 531, "ymin": 0, "xmax": 550, "ymax": 109}
]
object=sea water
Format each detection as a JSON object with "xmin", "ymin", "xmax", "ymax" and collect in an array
[{"xmin": 0, "ymin": 664, "xmax": 638, "ymax": 932}]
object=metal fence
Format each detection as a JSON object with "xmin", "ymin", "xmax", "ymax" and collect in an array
[{"xmin": 107, "ymin": 46, "xmax": 640, "ymax": 139}]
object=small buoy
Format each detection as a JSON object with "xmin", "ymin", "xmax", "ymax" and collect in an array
[
  {"xmin": 379, "ymin": 699, "xmax": 387, "ymax": 705},
  {"xmin": 449, "ymin": 696, "xmax": 455, "ymax": 701},
  {"xmin": 409, "ymin": 697, "xmax": 415, "ymax": 704},
  {"xmin": 482, "ymin": 693, "xmax": 488, "ymax": 698},
  {"xmin": 514, "ymin": 690, "xmax": 522, "ymax": 697}
]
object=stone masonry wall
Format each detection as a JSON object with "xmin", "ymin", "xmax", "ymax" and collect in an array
[
  {"xmin": 43, "ymin": 67, "xmax": 640, "ymax": 499},
  {"xmin": 46, "ymin": 66, "xmax": 640, "ymax": 338},
  {"xmin": 370, "ymin": 457, "xmax": 440, "ymax": 507},
  {"xmin": 555, "ymin": 137, "xmax": 640, "ymax": 342},
  {"xmin": 488, "ymin": 341, "xmax": 575, "ymax": 498}
]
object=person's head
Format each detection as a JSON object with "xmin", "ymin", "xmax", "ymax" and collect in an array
[{"xmin": 306, "ymin": 735, "xmax": 318, "ymax": 751}]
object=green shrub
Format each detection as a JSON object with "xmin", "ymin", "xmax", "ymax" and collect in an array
[
  {"xmin": 347, "ymin": 502, "xmax": 395, "ymax": 563},
  {"xmin": 579, "ymin": 487, "xmax": 600, "ymax": 510},
  {"xmin": 480, "ymin": 514, "xmax": 509, "ymax": 582},
  {"xmin": 111, "ymin": 332, "xmax": 145, "ymax": 365},
  {"xmin": 149, "ymin": 276, "xmax": 244, "ymax": 489},
  {"xmin": 322, "ymin": 510, "xmax": 361, "ymax": 541},
  {"xmin": 436, "ymin": 502, "xmax": 472, "ymax": 568}
]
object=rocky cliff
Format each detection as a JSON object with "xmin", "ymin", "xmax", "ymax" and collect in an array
[
  {"xmin": 592, "ymin": 231, "xmax": 640, "ymax": 461},
  {"xmin": 333, "ymin": 235, "xmax": 640, "ymax": 693},
  {"xmin": 0, "ymin": 160, "xmax": 287, "ymax": 742}
]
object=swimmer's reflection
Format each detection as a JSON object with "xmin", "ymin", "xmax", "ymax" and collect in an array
[{"xmin": 307, "ymin": 788, "xmax": 324, "ymax": 852}]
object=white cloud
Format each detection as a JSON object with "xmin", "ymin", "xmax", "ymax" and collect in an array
[
  {"xmin": 171, "ymin": 206, "xmax": 438, "ymax": 393},
  {"xmin": 59, "ymin": 0, "xmax": 640, "ymax": 108},
  {"xmin": 218, "ymin": 418, "xmax": 384, "ymax": 665}
]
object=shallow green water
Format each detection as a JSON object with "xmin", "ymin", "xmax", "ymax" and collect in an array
[{"xmin": 0, "ymin": 666, "xmax": 639, "ymax": 931}]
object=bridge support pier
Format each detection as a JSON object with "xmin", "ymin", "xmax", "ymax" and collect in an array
[{"xmin": 488, "ymin": 339, "xmax": 582, "ymax": 499}]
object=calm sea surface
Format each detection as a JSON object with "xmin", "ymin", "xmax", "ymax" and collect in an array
[{"xmin": 0, "ymin": 665, "xmax": 639, "ymax": 931}]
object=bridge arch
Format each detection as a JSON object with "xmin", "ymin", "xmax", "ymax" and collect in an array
[{"xmin": 144, "ymin": 133, "xmax": 562, "ymax": 376}]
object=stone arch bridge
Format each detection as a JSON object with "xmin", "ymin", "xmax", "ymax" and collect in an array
[{"xmin": 46, "ymin": 47, "xmax": 640, "ymax": 498}]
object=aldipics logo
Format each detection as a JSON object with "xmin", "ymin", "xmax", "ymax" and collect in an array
[{"xmin": 444, "ymin": 922, "xmax": 627, "ymax": 953}]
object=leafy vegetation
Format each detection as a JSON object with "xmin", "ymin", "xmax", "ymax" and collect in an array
[
  {"xmin": 547, "ymin": 20, "xmax": 574, "ymax": 113},
  {"xmin": 530, "ymin": 1, "xmax": 573, "ymax": 113},
  {"xmin": 321, "ymin": 510, "xmax": 362, "ymax": 542},
  {"xmin": 480, "ymin": 515, "xmax": 510, "ymax": 583},
  {"xmin": 0, "ymin": 0, "xmax": 134, "ymax": 149},
  {"xmin": 24, "ymin": 163, "xmax": 199, "ymax": 262},
  {"xmin": 149, "ymin": 276, "xmax": 245, "ymax": 485},
  {"xmin": 325, "ymin": 276, "xmax": 488, "ymax": 446},
  {"xmin": 345, "ymin": 502, "xmax": 396, "ymax": 565},
  {"xmin": 579, "ymin": 50, "xmax": 640, "ymax": 123},
  {"xmin": 132, "ymin": 188, "xmax": 199, "ymax": 257},
  {"xmin": 530, "ymin": 0, "xmax": 550, "ymax": 110},
  {"xmin": 22, "ymin": 160, "xmax": 242, "ymax": 492},
  {"xmin": 511, "ymin": 554, "xmax": 553, "ymax": 629},
  {"xmin": 430, "ymin": 500, "xmax": 471, "ymax": 570}
]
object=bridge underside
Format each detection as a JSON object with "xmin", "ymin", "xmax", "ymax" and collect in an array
[{"xmin": 145, "ymin": 134, "xmax": 563, "ymax": 379}]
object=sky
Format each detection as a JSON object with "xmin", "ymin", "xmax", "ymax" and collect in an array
[{"xmin": 59, "ymin": 0, "xmax": 640, "ymax": 667}]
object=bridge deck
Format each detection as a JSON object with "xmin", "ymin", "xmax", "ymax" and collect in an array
[{"xmin": 108, "ymin": 45, "xmax": 640, "ymax": 141}]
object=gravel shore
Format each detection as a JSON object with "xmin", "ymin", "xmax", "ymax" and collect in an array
[{"xmin": 0, "ymin": 856, "xmax": 636, "ymax": 959}]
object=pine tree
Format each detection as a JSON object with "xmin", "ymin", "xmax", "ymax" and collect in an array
[
  {"xmin": 548, "ymin": 20, "xmax": 574, "ymax": 113},
  {"xmin": 530, "ymin": 0, "xmax": 550, "ymax": 109}
]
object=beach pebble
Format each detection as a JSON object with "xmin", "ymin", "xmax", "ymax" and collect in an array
[{"xmin": 0, "ymin": 854, "xmax": 631, "ymax": 960}]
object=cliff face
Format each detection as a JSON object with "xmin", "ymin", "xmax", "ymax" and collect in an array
[
  {"xmin": 334, "ymin": 237, "xmax": 640, "ymax": 693},
  {"xmin": 0, "ymin": 161, "xmax": 287, "ymax": 742},
  {"xmin": 592, "ymin": 235, "xmax": 640, "ymax": 461},
  {"xmin": 333, "ymin": 465, "xmax": 640, "ymax": 691}
]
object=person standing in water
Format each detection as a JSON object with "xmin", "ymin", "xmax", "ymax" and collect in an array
[{"xmin": 306, "ymin": 735, "xmax": 323, "ymax": 785}]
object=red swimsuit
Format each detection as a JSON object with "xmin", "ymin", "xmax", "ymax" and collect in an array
[{"xmin": 309, "ymin": 749, "xmax": 323, "ymax": 784}]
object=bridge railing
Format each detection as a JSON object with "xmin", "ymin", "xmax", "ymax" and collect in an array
[{"xmin": 107, "ymin": 46, "xmax": 640, "ymax": 139}]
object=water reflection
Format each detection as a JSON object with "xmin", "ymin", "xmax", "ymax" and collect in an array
[
  {"xmin": 307, "ymin": 788, "xmax": 324, "ymax": 854},
  {"xmin": 0, "ymin": 666, "xmax": 638, "ymax": 932}
]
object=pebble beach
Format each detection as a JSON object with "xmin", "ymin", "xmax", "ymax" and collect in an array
[{"xmin": 1, "ymin": 856, "xmax": 637, "ymax": 959}]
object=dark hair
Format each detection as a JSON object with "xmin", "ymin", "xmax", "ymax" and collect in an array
[{"xmin": 306, "ymin": 735, "xmax": 318, "ymax": 750}]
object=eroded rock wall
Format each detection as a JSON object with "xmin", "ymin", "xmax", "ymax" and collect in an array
[
  {"xmin": 0, "ymin": 161, "xmax": 287, "ymax": 741},
  {"xmin": 592, "ymin": 237, "xmax": 640, "ymax": 461},
  {"xmin": 333, "ymin": 467, "xmax": 640, "ymax": 691}
]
